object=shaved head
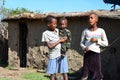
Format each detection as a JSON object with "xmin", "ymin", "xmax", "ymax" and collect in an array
[{"xmin": 89, "ymin": 12, "xmax": 99, "ymax": 22}]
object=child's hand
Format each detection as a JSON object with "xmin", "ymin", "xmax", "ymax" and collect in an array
[
  {"xmin": 59, "ymin": 37, "xmax": 67, "ymax": 42},
  {"xmin": 85, "ymin": 47, "xmax": 89, "ymax": 52},
  {"xmin": 59, "ymin": 37, "xmax": 66, "ymax": 43},
  {"xmin": 61, "ymin": 54, "xmax": 65, "ymax": 57},
  {"xmin": 90, "ymin": 38, "xmax": 98, "ymax": 43},
  {"xmin": 63, "ymin": 37, "xmax": 68, "ymax": 41}
]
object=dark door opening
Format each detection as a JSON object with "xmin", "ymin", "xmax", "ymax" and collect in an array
[{"xmin": 19, "ymin": 22, "xmax": 28, "ymax": 67}]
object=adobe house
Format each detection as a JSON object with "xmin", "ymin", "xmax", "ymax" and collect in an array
[{"xmin": 2, "ymin": 10, "xmax": 120, "ymax": 80}]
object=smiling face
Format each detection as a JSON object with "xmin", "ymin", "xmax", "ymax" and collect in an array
[
  {"xmin": 47, "ymin": 18, "xmax": 57, "ymax": 31},
  {"xmin": 89, "ymin": 13, "xmax": 98, "ymax": 26}
]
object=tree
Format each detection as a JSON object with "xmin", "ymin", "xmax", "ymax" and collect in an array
[
  {"xmin": 103, "ymin": 0, "xmax": 120, "ymax": 10},
  {"xmin": 0, "ymin": 0, "xmax": 5, "ymax": 20},
  {"xmin": 0, "ymin": 0, "xmax": 33, "ymax": 19},
  {"xmin": 3, "ymin": 7, "xmax": 33, "ymax": 16}
]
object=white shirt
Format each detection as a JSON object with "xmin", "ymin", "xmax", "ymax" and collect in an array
[
  {"xmin": 42, "ymin": 28, "xmax": 61, "ymax": 59},
  {"xmin": 80, "ymin": 28, "xmax": 108, "ymax": 53}
]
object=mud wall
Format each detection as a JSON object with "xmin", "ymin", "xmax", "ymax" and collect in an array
[{"xmin": 8, "ymin": 18, "xmax": 120, "ymax": 80}]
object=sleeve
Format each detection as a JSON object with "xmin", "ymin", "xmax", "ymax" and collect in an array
[
  {"xmin": 97, "ymin": 29, "xmax": 108, "ymax": 47},
  {"xmin": 67, "ymin": 30, "xmax": 71, "ymax": 49},
  {"xmin": 80, "ymin": 30, "xmax": 87, "ymax": 50},
  {"xmin": 41, "ymin": 32, "xmax": 49, "ymax": 42}
]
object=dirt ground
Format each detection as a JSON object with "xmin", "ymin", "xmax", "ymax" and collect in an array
[
  {"xmin": 0, "ymin": 67, "xmax": 38, "ymax": 80},
  {"xmin": 0, "ymin": 67, "xmax": 78, "ymax": 80},
  {"xmin": 0, "ymin": 67, "xmax": 80, "ymax": 80}
]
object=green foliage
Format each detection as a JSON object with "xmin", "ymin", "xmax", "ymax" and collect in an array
[
  {"xmin": 3, "ymin": 7, "xmax": 33, "ymax": 16},
  {"xmin": 22, "ymin": 72, "xmax": 49, "ymax": 80},
  {"xmin": 0, "ymin": 0, "xmax": 35, "ymax": 19},
  {"xmin": 0, "ymin": 0, "xmax": 42, "ymax": 19}
]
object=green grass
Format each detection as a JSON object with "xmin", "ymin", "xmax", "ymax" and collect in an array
[
  {"xmin": 22, "ymin": 72, "xmax": 49, "ymax": 80},
  {"xmin": 5, "ymin": 65, "xmax": 15, "ymax": 70},
  {"xmin": 0, "ymin": 78, "xmax": 11, "ymax": 80}
]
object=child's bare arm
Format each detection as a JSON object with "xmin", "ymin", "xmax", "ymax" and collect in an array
[{"xmin": 46, "ymin": 38, "xmax": 66, "ymax": 49}]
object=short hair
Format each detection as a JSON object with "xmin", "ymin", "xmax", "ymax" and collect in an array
[
  {"xmin": 89, "ymin": 12, "xmax": 99, "ymax": 21},
  {"xmin": 59, "ymin": 17, "xmax": 67, "ymax": 23},
  {"xmin": 45, "ymin": 15, "xmax": 56, "ymax": 24}
]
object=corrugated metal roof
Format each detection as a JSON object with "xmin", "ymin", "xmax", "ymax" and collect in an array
[{"xmin": 2, "ymin": 10, "xmax": 120, "ymax": 21}]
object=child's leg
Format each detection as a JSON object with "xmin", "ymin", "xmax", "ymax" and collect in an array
[
  {"xmin": 50, "ymin": 74, "xmax": 55, "ymax": 80},
  {"xmin": 82, "ymin": 52, "xmax": 90, "ymax": 77},
  {"xmin": 90, "ymin": 52, "xmax": 103, "ymax": 80},
  {"xmin": 62, "ymin": 73, "xmax": 68, "ymax": 80}
]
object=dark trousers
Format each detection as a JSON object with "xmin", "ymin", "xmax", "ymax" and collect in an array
[{"xmin": 83, "ymin": 51, "xmax": 103, "ymax": 80}]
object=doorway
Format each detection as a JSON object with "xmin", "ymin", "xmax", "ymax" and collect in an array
[{"xmin": 19, "ymin": 22, "xmax": 28, "ymax": 67}]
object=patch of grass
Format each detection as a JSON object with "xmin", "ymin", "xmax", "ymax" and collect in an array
[
  {"xmin": 0, "ymin": 78, "xmax": 11, "ymax": 80},
  {"xmin": 22, "ymin": 72, "xmax": 49, "ymax": 80},
  {"xmin": 5, "ymin": 65, "xmax": 14, "ymax": 70}
]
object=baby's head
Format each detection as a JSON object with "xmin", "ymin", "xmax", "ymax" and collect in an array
[{"xmin": 59, "ymin": 17, "xmax": 67, "ymax": 29}]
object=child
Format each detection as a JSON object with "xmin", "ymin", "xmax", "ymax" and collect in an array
[
  {"xmin": 41, "ymin": 15, "xmax": 68, "ymax": 80},
  {"xmin": 59, "ymin": 17, "xmax": 71, "ymax": 57},
  {"xmin": 58, "ymin": 17, "xmax": 71, "ymax": 80},
  {"xmin": 80, "ymin": 13, "xmax": 108, "ymax": 80}
]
